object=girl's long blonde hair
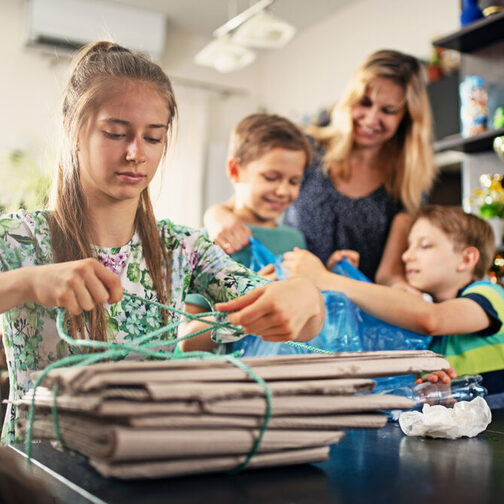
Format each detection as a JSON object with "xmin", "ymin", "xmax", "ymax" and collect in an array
[
  {"xmin": 309, "ymin": 49, "xmax": 435, "ymax": 213},
  {"xmin": 49, "ymin": 41, "xmax": 177, "ymax": 341}
]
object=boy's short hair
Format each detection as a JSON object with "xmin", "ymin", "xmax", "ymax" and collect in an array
[
  {"xmin": 414, "ymin": 205, "xmax": 496, "ymax": 279},
  {"xmin": 228, "ymin": 113, "xmax": 311, "ymax": 169}
]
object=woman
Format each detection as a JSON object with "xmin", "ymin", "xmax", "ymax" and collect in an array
[{"xmin": 205, "ymin": 50, "xmax": 436, "ymax": 288}]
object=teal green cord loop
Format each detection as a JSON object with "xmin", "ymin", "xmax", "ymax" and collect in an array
[
  {"xmin": 25, "ymin": 291, "xmax": 275, "ymax": 473},
  {"xmin": 286, "ymin": 340, "xmax": 332, "ymax": 354}
]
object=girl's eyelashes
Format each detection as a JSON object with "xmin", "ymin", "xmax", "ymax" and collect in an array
[{"xmin": 102, "ymin": 131, "xmax": 162, "ymax": 144}]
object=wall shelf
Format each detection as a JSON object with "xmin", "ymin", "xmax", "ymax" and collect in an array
[
  {"xmin": 433, "ymin": 11, "xmax": 504, "ymax": 53},
  {"xmin": 434, "ymin": 126, "xmax": 504, "ymax": 153}
]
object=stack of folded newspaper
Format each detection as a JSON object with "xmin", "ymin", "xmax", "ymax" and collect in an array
[{"xmin": 18, "ymin": 350, "xmax": 449, "ymax": 479}]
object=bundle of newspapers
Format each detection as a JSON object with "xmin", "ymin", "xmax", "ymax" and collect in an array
[{"xmin": 18, "ymin": 350, "xmax": 449, "ymax": 479}]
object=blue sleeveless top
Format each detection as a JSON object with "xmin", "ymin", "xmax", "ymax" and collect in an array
[{"xmin": 284, "ymin": 142, "xmax": 403, "ymax": 280}]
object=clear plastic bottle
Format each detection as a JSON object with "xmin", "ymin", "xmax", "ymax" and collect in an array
[{"xmin": 383, "ymin": 375, "xmax": 488, "ymax": 421}]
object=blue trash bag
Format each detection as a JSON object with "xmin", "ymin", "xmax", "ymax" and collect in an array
[
  {"xmin": 331, "ymin": 259, "xmax": 432, "ymax": 391},
  {"xmin": 234, "ymin": 239, "xmax": 432, "ymax": 391},
  {"xmin": 249, "ymin": 237, "xmax": 286, "ymax": 280}
]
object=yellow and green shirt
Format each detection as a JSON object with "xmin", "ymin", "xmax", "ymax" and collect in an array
[{"xmin": 430, "ymin": 281, "xmax": 504, "ymax": 378}]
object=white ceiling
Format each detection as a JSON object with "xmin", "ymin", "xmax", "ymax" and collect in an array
[{"xmin": 111, "ymin": 0, "xmax": 353, "ymax": 37}]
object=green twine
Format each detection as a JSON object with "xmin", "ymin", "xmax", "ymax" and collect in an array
[
  {"xmin": 286, "ymin": 340, "xmax": 333, "ymax": 354},
  {"xmin": 25, "ymin": 291, "xmax": 275, "ymax": 473}
]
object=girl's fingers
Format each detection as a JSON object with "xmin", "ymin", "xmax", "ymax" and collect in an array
[
  {"xmin": 246, "ymin": 321, "xmax": 293, "ymax": 341},
  {"xmin": 93, "ymin": 263, "xmax": 123, "ymax": 303},
  {"xmin": 215, "ymin": 287, "xmax": 265, "ymax": 313},
  {"xmin": 238, "ymin": 315, "xmax": 286, "ymax": 337},
  {"xmin": 260, "ymin": 332, "xmax": 292, "ymax": 342},
  {"xmin": 73, "ymin": 279, "xmax": 97, "ymax": 312},
  {"xmin": 226, "ymin": 294, "xmax": 279, "ymax": 329},
  {"xmin": 84, "ymin": 271, "xmax": 114, "ymax": 305},
  {"xmin": 60, "ymin": 290, "xmax": 82, "ymax": 315}
]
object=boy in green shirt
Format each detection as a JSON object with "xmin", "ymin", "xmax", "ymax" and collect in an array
[{"xmin": 180, "ymin": 113, "xmax": 311, "ymax": 351}]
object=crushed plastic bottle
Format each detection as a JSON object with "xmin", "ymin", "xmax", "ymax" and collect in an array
[{"xmin": 382, "ymin": 375, "xmax": 488, "ymax": 421}]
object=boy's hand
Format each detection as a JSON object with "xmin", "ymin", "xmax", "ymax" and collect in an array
[
  {"xmin": 205, "ymin": 210, "xmax": 251, "ymax": 254},
  {"xmin": 282, "ymin": 248, "xmax": 328, "ymax": 288},
  {"xmin": 28, "ymin": 258, "xmax": 123, "ymax": 315},
  {"xmin": 257, "ymin": 264, "xmax": 277, "ymax": 281},
  {"xmin": 215, "ymin": 277, "xmax": 325, "ymax": 342},
  {"xmin": 326, "ymin": 249, "xmax": 360, "ymax": 270},
  {"xmin": 415, "ymin": 367, "xmax": 458, "ymax": 385}
]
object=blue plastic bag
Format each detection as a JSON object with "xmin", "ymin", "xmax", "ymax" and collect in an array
[
  {"xmin": 235, "ymin": 239, "xmax": 432, "ymax": 390},
  {"xmin": 248, "ymin": 237, "xmax": 286, "ymax": 280}
]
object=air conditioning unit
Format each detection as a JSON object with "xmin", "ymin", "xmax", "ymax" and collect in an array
[{"xmin": 25, "ymin": 0, "xmax": 166, "ymax": 61}]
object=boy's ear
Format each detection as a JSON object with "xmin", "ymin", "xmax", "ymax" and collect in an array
[
  {"xmin": 457, "ymin": 246, "xmax": 480, "ymax": 273},
  {"xmin": 227, "ymin": 158, "xmax": 240, "ymax": 182}
]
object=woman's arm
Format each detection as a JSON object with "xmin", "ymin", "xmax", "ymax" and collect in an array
[
  {"xmin": 374, "ymin": 213, "xmax": 419, "ymax": 293},
  {"xmin": 203, "ymin": 200, "xmax": 251, "ymax": 254},
  {"xmin": 282, "ymin": 249, "xmax": 490, "ymax": 336},
  {"xmin": 0, "ymin": 259, "xmax": 122, "ymax": 314}
]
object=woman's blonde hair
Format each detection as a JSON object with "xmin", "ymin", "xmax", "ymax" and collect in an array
[
  {"xmin": 309, "ymin": 49, "xmax": 435, "ymax": 213},
  {"xmin": 49, "ymin": 41, "xmax": 177, "ymax": 342}
]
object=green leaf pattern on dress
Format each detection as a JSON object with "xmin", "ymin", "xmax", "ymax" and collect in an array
[{"xmin": 0, "ymin": 210, "xmax": 267, "ymax": 443}]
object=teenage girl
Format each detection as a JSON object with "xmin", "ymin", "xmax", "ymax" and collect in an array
[{"xmin": 0, "ymin": 41, "xmax": 324, "ymax": 443}]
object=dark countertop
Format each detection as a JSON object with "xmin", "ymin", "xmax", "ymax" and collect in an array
[{"xmin": 9, "ymin": 409, "xmax": 504, "ymax": 504}]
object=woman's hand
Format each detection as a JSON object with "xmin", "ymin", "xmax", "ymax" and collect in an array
[
  {"xmin": 28, "ymin": 258, "xmax": 123, "ymax": 315},
  {"xmin": 204, "ymin": 204, "xmax": 251, "ymax": 254},
  {"xmin": 215, "ymin": 277, "xmax": 325, "ymax": 342},
  {"xmin": 282, "ymin": 248, "xmax": 329, "ymax": 289},
  {"xmin": 326, "ymin": 249, "xmax": 360, "ymax": 270}
]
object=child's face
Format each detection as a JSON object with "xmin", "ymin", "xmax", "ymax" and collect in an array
[
  {"xmin": 77, "ymin": 80, "xmax": 169, "ymax": 206},
  {"xmin": 402, "ymin": 218, "xmax": 464, "ymax": 297},
  {"xmin": 233, "ymin": 147, "xmax": 305, "ymax": 226}
]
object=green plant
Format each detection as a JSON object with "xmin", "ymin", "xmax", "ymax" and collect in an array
[
  {"xmin": 0, "ymin": 151, "xmax": 52, "ymax": 213},
  {"xmin": 470, "ymin": 173, "xmax": 504, "ymax": 219}
]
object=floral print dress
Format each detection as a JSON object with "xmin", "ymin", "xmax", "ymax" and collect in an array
[{"xmin": 0, "ymin": 210, "xmax": 267, "ymax": 443}]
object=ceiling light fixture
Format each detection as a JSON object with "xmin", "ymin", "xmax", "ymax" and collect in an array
[
  {"xmin": 232, "ymin": 10, "xmax": 296, "ymax": 49},
  {"xmin": 194, "ymin": 0, "xmax": 296, "ymax": 73}
]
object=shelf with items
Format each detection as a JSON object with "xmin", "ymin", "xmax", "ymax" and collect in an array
[
  {"xmin": 434, "ymin": 126, "xmax": 504, "ymax": 153},
  {"xmin": 433, "ymin": 10, "xmax": 504, "ymax": 53}
]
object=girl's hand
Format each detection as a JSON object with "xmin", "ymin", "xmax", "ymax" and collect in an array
[
  {"xmin": 205, "ymin": 208, "xmax": 251, "ymax": 255},
  {"xmin": 414, "ymin": 367, "xmax": 458, "ymax": 385},
  {"xmin": 282, "ymin": 248, "xmax": 328, "ymax": 289},
  {"xmin": 326, "ymin": 249, "xmax": 360, "ymax": 270},
  {"xmin": 215, "ymin": 277, "xmax": 325, "ymax": 342},
  {"xmin": 257, "ymin": 264, "xmax": 277, "ymax": 281},
  {"xmin": 29, "ymin": 258, "xmax": 123, "ymax": 315}
]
